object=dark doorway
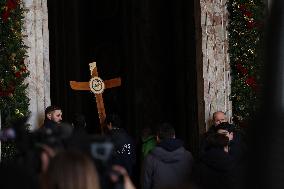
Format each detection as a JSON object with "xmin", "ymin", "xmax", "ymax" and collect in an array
[{"xmin": 48, "ymin": 0, "xmax": 199, "ymax": 153}]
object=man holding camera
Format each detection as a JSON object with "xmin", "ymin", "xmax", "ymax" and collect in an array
[{"xmin": 105, "ymin": 113, "xmax": 136, "ymax": 180}]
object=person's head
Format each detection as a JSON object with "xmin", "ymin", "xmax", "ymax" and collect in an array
[
  {"xmin": 212, "ymin": 111, "xmax": 226, "ymax": 126},
  {"xmin": 157, "ymin": 122, "xmax": 175, "ymax": 142},
  {"xmin": 214, "ymin": 122, "xmax": 234, "ymax": 141},
  {"xmin": 45, "ymin": 105, "xmax": 62, "ymax": 123},
  {"xmin": 34, "ymin": 123, "xmax": 74, "ymax": 174},
  {"xmin": 105, "ymin": 113, "xmax": 121, "ymax": 130},
  {"xmin": 41, "ymin": 151, "xmax": 100, "ymax": 189},
  {"xmin": 71, "ymin": 113, "xmax": 87, "ymax": 129},
  {"xmin": 141, "ymin": 126, "xmax": 154, "ymax": 140}
]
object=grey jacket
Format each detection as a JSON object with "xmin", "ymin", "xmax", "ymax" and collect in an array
[{"xmin": 142, "ymin": 139, "xmax": 193, "ymax": 189}]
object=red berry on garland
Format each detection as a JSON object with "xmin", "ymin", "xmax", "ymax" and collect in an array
[
  {"xmin": 20, "ymin": 66, "xmax": 27, "ymax": 72},
  {"xmin": 245, "ymin": 76, "xmax": 254, "ymax": 86},
  {"xmin": 244, "ymin": 11, "xmax": 253, "ymax": 18},
  {"xmin": 245, "ymin": 76, "xmax": 259, "ymax": 92},
  {"xmin": 15, "ymin": 71, "xmax": 21, "ymax": 78},
  {"xmin": 239, "ymin": 5, "xmax": 246, "ymax": 12},
  {"xmin": 2, "ymin": 10, "xmax": 10, "ymax": 22},
  {"xmin": 7, "ymin": 0, "xmax": 17, "ymax": 10},
  {"xmin": 236, "ymin": 63, "xmax": 248, "ymax": 75},
  {"xmin": 247, "ymin": 21, "xmax": 256, "ymax": 29}
]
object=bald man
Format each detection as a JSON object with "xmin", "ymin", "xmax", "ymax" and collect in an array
[
  {"xmin": 212, "ymin": 111, "xmax": 227, "ymax": 127},
  {"xmin": 201, "ymin": 112, "xmax": 246, "ymax": 166},
  {"xmin": 200, "ymin": 111, "xmax": 228, "ymax": 153}
]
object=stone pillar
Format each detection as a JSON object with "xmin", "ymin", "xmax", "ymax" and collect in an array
[
  {"xmin": 200, "ymin": 0, "xmax": 232, "ymax": 130},
  {"xmin": 23, "ymin": 0, "xmax": 50, "ymax": 129}
]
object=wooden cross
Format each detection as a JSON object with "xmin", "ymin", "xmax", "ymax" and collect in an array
[{"xmin": 70, "ymin": 62, "xmax": 121, "ymax": 132}]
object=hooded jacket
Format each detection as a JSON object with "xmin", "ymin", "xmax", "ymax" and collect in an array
[
  {"xmin": 142, "ymin": 138, "xmax": 193, "ymax": 189},
  {"xmin": 141, "ymin": 135, "xmax": 157, "ymax": 159}
]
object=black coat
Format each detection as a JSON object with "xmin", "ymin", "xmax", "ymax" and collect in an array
[
  {"xmin": 200, "ymin": 125, "xmax": 246, "ymax": 164},
  {"xmin": 194, "ymin": 148, "xmax": 235, "ymax": 189},
  {"xmin": 109, "ymin": 128, "xmax": 136, "ymax": 177}
]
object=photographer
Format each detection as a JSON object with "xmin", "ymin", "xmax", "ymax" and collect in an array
[
  {"xmin": 0, "ymin": 119, "xmax": 73, "ymax": 189},
  {"xmin": 85, "ymin": 134, "xmax": 135, "ymax": 189},
  {"xmin": 0, "ymin": 116, "xmax": 137, "ymax": 189},
  {"xmin": 105, "ymin": 114, "xmax": 136, "ymax": 179}
]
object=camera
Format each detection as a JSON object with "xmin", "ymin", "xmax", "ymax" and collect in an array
[{"xmin": 89, "ymin": 135, "xmax": 114, "ymax": 163}]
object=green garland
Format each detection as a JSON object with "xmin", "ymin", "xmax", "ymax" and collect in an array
[
  {"xmin": 227, "ymin": 0, "xmax": 265, "ymax": 123},
  {"xmin": 0, "ymin": 0, "xmax": 30, "ymax": 160}
]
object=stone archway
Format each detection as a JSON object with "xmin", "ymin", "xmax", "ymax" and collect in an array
[{"xmin": 23, "ymin": 0, "xmax": 232, "ymax": 133}]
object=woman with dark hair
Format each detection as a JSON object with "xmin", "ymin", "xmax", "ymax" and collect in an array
[{"xmin": 194, "ymin": 133, "xmax": 235, "ymax": 189}]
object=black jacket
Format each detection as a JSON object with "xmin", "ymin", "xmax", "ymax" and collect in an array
[{"xmin": 42, "ymin": 119, "xmax": 57, "ymax": 129}]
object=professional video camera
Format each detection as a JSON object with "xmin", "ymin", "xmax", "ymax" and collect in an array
[
  {"xmin": 0, "ymin": 117, "xmax": 76, "ymax": 189},
  {"xmin": 87, "ymin": 135, "xmax": 125, "ymax": 189},
  {"xmin": 0, "ymin": 120, "xmax": 73, "ymax": 153},
  {"xmin": 0, "ymin": 117, "xmax": 126, "ymax": 189}
]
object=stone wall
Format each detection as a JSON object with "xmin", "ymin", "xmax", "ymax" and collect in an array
[
  {"xmin": 23, "ymin": 0, "xmax": 50, "ymax": 129},
  {"xmin": 200, "ymin": 0, "xmax": 232, "ymax": 130}
]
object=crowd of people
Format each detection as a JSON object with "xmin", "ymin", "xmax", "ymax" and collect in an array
[{"xmin": 0, "ymin": 106, "xmax": 247, "ymax": 189}]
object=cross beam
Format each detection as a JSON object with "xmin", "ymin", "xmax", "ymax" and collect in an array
[{"xmin": 70, "ymin": 62, "xmax": 121, "ymax": 132}]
